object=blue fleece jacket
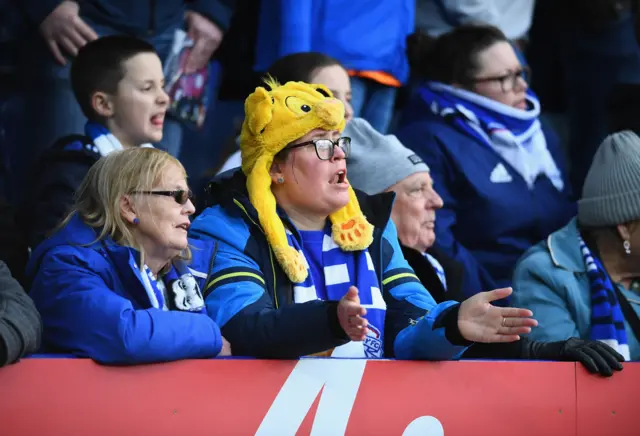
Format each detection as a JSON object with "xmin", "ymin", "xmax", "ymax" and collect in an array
[{"xmin": 395, "ymin": 95, "xmax": 576, "ymax": 298}]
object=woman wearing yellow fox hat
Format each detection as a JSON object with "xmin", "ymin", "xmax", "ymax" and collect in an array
[{"xmin": 189, "ymin": 79, "xmax": 537, "ymax": 359}]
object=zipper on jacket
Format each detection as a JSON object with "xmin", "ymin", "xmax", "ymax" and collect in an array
[
  {"xmin": 148, "ymin": 0, "xmax": 156, "ymax": 35},
  {"xmin": 233, "ymin": 198, "xmax": 279, "ymax": 309}
]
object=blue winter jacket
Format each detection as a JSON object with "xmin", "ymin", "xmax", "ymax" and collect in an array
[
  {"xmin": 253, "ymin": 0, "xmax": 414, "ymax": 83},
  {"xmin": 188, "ymin": 170, "xmax": 471, "ymax": 359},
  {"xmin": 21, "ymin": 0, "xmax": 236, "ymax": 36},
  {"xmin": 512, "ymin": 218, "xmax": 640, "ymax": 361},
  {"xmin": 395, "ymin": 95, "xmax": 576, "ymax": 298},
  {"xmin": 26, "ymin": 214, "xmax": 224, "ymax": 364}
]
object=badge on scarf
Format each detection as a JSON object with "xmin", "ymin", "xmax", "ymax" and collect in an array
[{"xmin": 171, "ymin": 273, "xmax": 205, "ymax": 312}]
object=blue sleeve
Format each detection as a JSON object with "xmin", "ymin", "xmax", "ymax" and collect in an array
[
  {"xmin": 30, "ymin": 248, "xmax": 222, "ymax": 364},
  {"xmin": 278, "ymin": 0, "xmax": 313, "ymax": 55},
  {"xmin": 188, "ymin": 0, "xmax": 236, "ymax": 31},
  {"xmin": 18, "ymin": 0, "xmax": 61, "ymax": 26},
  {"xmin": 512, "ymin": 247, "xmax": 581, "ymax": 341},
  {"xmin": 190, "ymin": 210, "xmax": 349, "ymax": 358},
  {"xmin": 395, "ymin": 123, "xmax": 499, "ymax": 298},
  {"xmin": 380, "ymin": 219, "xmax": 470, "ymax": 360}
]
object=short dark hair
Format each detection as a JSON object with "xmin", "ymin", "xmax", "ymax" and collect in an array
[
  {"xmin": 407, "ymin": 24, "xmax": 508, "ymax": 86},
  {"xmin": 70, "ymin": 35, "xmax": 158, "ymax": 121},
  {"xmin": 265, "ymin": 52, "xmax": 344, "ymax": 86}
]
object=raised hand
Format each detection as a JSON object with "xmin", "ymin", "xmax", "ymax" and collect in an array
[
  {"xmin": 184, "ymin": 11, "xmax": 224, "ymax": 74},
  {"xmin": 39, "ymin": 1, "xmax": 98, "ymax": 65},
  {"xmin": 337, "ymin": 286, "xmax": 368, "ymax": 341},
  {"xmin": 458, "ymin": 288, "xmax": 538, "ymax": 343}
]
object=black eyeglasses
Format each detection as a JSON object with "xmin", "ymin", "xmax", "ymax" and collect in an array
[
  {"xmin": 131, "ymin": 189, "xmax": 194, "ymax": 205},
  {"xmin": 285, "ymin": 137, "xmax": 351, "ymax": 161},
  {"xmin": 472, "ymin": 66, "xmax": 530, "ymax": 93}
]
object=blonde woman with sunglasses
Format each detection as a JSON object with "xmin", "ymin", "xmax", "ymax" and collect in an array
[{"xmin": 26, "ymin": 148, "xmax": 231, "ymax": 364}]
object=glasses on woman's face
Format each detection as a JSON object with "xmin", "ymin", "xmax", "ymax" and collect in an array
[
  {"xmin": 472, "ymin": 66, "xmax": 530, "ymax": 93},
  {"xmin": 285, "ymin": 137, "xmax": 351, "ymax": 161},
  {"xmin": 131, "ymin": 189, "xmax": 194, "ymax": 205}
]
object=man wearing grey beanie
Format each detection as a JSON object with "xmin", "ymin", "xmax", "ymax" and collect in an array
[
  {"xmin": 513, "ymin": 130, "xmax": 640, "ymax": 364},
  {"xmin": 347, "ymin": 125, "xmax": 625, "ymax": 375}
]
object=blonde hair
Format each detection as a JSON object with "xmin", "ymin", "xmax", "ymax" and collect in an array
[{"xmin": 61, "ymin": 147, "xmax": 190, "ymax": 264}]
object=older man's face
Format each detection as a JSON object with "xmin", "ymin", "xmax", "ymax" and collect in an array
[{"xmin": 388, "ymin": 172, "xmax": 443, "ymax": 253}]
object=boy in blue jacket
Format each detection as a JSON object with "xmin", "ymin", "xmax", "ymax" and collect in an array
[{"xmin": 21, "ymin": 35, "xmax": 169, "ymax": 249}]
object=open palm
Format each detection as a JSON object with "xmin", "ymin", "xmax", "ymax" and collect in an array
[{"xmin": 458, "ymin": 288, "xmax": 538, "ymax": 343}]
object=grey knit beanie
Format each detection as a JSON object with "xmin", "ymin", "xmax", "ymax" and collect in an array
[
  {"xmin": 578, "ymin": 130, "xmax": 640, "ymax": 228},
  {"xmin": 345, "ymin": 118, "xmax": 430, "ymax": 195}
]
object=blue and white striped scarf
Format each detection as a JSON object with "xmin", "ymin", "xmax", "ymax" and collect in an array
[
  {"xmin": 85, "ymin": 121, "xmax": 153, "ymax": 156},
  {"xmin": 287, "ymin": 226, "xmax": 387, "ymax": 358},
  {"xmin": 578, "ymin": 236, "xmax": 631, "ymax": 361},
  {"xmin": 419, "ymin": 82, "xmax": 564, "ymax": 191}
]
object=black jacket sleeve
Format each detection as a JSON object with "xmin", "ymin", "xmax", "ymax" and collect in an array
[
  {"xmin": 461, "ymin": 338, "xmax": 529, "ymax": 359},
  {"xmin": 0, "ymin": 261, "xmax": 42, "ymax": 366},
  {"xmin": 221, "ymin": 293, "xmax": 349, "ymax": 359}
]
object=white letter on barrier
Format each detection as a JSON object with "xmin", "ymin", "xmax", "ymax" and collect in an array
[
  {"xmin": 255, "ymin": 359, "xmax": 367, "ymax": 436},
  {"xmin": 402, "ymin": 416, "xmax": 444, "ymax": 436}
]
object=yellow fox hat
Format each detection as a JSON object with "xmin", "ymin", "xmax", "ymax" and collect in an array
[{"xmin": 240, "ymin": 79, "xmax": 374, "ymax": 283}]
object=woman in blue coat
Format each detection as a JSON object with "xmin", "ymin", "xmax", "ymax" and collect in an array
[
  {"xmin": 26, "ymin": 148, "xmax": 231, "ymax": 364},
  {"xmin": 396, "ymin": 24, "xmax": 576, "ymax": 298},
  {"xmin": 513, "ymin": 131, "xmax": 640, "ymax": 361}
]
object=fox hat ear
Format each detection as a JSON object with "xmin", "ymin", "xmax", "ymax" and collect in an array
[
  {"xmin": 239, "ymin": 80, "xmax": 373, "ymax": 283},
  {"xmin": 244, "ymin": 86, "xmax": 273, "ymax": 135}
]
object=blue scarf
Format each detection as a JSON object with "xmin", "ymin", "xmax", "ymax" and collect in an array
[
  {"xmin": 84, "ymin": 121, "xmax": 153, "ymax": 156},
  {"xmin": 419, "ymin": 82, "xmax": 564, "ymax": 191},
  {"xmin": 578, "ymin": 236, "xmax": 631, "ymax": 361},
  {"xmin": 287, "ymin": 225, "xmax": 386, "ymax": 358},
  {"xmin": 139, "ymin": 259, "xmax": 206, "ymax": 314}
]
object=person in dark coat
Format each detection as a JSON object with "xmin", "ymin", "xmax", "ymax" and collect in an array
[
  {"xmin": 0, "ymin": 261, "xmax": 42, "ymax": 366},
  {"xmin": 346, "ymin": 119, "xmax": 624, "ymax": 376}
]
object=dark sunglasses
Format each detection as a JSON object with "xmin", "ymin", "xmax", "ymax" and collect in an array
[
  {"xmin": 285, "ymin": 137, "xmax": 351, "ymax": 161},
  {"xmin": 131, "ymin": 189, "xmax": 194, "ymax": 205}
]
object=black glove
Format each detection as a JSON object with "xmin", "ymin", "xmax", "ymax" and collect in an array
[{"xmin": 529, "ymin": 338, "xmax": 625, "ymax": 377}]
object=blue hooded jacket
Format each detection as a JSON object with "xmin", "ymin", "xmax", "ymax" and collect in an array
[
  {"xmin": 26, "ymin": 214, "xmax": 223, "ymax": 364},
  {"xmin": 189, "ymin": 171, "xmax": 471, "ymax": 360}
]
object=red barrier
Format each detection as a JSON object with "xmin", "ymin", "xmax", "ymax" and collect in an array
[
  {"xmin": 0, "ymin": 359, "xmax": 637, "ymax": 435},
  {"xmin": 576, "ymin": 364, "xmax": 639, "ymax": 436}
]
